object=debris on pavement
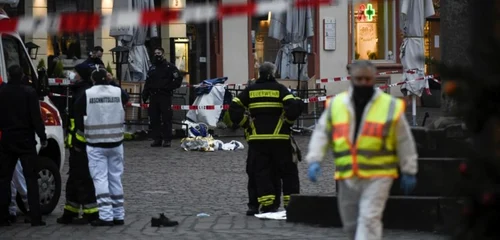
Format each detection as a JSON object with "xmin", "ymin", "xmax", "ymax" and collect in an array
[
  {"xmin": 151, "ymin": 213, "xmax": 178, "ymax": 227},
  {"xmin": 196, "ymin": 213, "xmax": 211, "ymax": 217}
]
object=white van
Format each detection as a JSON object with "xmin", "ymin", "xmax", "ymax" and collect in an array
[{"xmin": 0, "ymin": 7, "xmax": 65, "ymax": 214}]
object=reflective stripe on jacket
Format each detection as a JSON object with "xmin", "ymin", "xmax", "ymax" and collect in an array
[
  {"xmin": 66, "ymin": 118, "xmax": 86, "ymax": 148},
  {"xmin": 330, "ymin": 91, "xmax": 405, "ymax": 180},
  {"xmin": 84, "ymin": 85, "xmax": 125, "ymax": 144}
]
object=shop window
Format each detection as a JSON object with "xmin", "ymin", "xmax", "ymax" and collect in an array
[
  {"xmin": 350, "ymin": 0, "xmax": 397, "ymax": 62},
  {"xmin": 251, "ymin": 12, "xmax": 315, "ymax": 79},
  {"xmin": 47, "ymin": 0, "xmax": 94, "ymax": 59}
]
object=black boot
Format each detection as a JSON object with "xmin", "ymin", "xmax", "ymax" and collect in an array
[
  {"xmin": 246, "ymin": 206, "xmax": 259, "ymax": 216},
  {"xmin": 8, "ymin": 215, "xmax": 16, "ymax": 223},
  {"xmin": 90, "ymin": 219, "xmax": 114, "ymax": 227},
  {"xmin": 113, "ymin": 219, "xmax": 125, "ymax": 225},
  {"xmin": 83, "ymin": 213, "xmax": 99, "ymax": 223},
  {"xmin": 56, "ymin": 210, "xmax": 79, "ymax": 224},
  {"xmin": 151, "ymin": 140, "xmax": 162, "ymax": 147},
  {"xmin": 162, "ymin": 141, "xmax": 171, "ymax": 148},
  {"xmin": 260, "ymin": 206, "xmax": 278, "ymax": 213}
]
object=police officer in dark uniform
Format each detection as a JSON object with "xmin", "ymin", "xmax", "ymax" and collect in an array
[
  {"xmin": 229, "ymin": 62, "xmax": 303, "ymax": 213},
  {"xmin": 0, "ymin": 65, "xmax": 47, "ymax": 226},
  {"xmin": 142, "ymin": 47, "xmax": 183, "ymax": 148},
  {"xmin": 82, "ymin": 46, "xmax": 105, "ymax": 68},
  {"xmin": 56, "ymin": 63, "xmax": 98, "ymax": 224}
]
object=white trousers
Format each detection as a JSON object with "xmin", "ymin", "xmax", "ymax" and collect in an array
[
  {"xmin": 338, "ymin": 177, "xmax": 393, "ymax": 240},
  {"xmin": 87, "ymin": 145, "xmax": 125, "ymax": 221},
  {"xmin": 10, "ymin": 161, "xmax": 29, "ymax": 215}
]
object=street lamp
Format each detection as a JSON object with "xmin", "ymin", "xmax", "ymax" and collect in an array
[
  {"xmin": 291, "ymin": 46, "xmax": 307, "ymax": 97},
  {"xmin": 25, "ymin": 42, "xmax": 40, "ymax": 60},
  {"xmin": 110, "ymin": 46, "xmax": 130, "ymax": 86}
]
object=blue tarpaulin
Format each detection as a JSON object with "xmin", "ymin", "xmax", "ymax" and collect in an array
[{"xmin": 195, "ymin": 77, "xmax": 228, "ymax": 96}]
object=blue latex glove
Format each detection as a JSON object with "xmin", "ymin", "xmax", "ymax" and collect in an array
[
  {"xmin": 308, "ymin": 162, "xmax": 321, "ymax": 182},
  {"xmin": 400, "ymin": 174, "xmax": 417, "ymax": 195}
]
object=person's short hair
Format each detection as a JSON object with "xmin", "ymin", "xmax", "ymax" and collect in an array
[
  {"xmin": 93, "ymin": 46, "xmax": 104, "ymax": 53},
  {"xmin": 348, "ymin": 60, "xmax": 377, "ymax": 75},
  {"xmin": 154, "ymin": 47, "xmax": 165, "ymax": 54},
  {"xmin": 91, "ymin": 68, "xmax": 108, "ymax": 83},
  {"xmin": 259, "ymin": 62, "xmax": 276, "ymax": 78},
  {"xmin": 7, "ymin": 65, "xmax": 23, "ymax": 83}
]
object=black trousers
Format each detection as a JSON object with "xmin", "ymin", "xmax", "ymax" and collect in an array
[
  {"xmin": 250, "ymin": 140, "xmax": 300, "ymax": 210},
  {"xmin": 0, "ymin": 139, "xmax": 42, "ymax": 223},
  {"xmin": 64, "ymin": 145, "xmax": 97, "ymax": 215},
  {"xmin": 148, "ymin": 94, "xmax": 173, "ymax": 142},
  {"xmin": 246, "ymin": 144, "xmax": 282, "ymax": 209}
]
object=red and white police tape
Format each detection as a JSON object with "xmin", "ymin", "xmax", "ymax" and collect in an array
[
  {"xmin": 316, "ymin": 69, "xmax": 441, "ymax": 84},
  {"xmin": 0, "ymin": 0, "xmax": 333, "ymax": 34}
]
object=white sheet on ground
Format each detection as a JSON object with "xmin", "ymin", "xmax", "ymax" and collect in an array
[
  {"xmin": 255, "ymin": 211, "xmax": 287, "ymax": 220},
  {"xmin": 186, "ymin": 85, "xmax": 226, "ymax": 128}
]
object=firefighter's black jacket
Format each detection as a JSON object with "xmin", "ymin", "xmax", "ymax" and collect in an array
[
  {"xmin": 228, "ymin": 77, "xmax": 303, "ymax": 141},
  {"xmin": 66, "ymin": 80, "xmax": 93, "ymax": 148}
]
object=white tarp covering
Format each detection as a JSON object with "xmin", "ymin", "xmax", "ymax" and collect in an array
[
  {"xmin": 400, "ymin": 0, "xmax": 435, "ymax": 96},
  {"xmin": 186, "ymin": 85, "xmax": 226, "ymax": 128},
  {"xmin": 255, "ymin": 211, "xmax": 287, "ymax": 220}
]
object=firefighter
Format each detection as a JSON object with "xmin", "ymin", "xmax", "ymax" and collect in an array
[
  {"xmin": 229, "ymin": 62, "xmax": 303, "ymax": 213},
  {"xmin": 74, "ymin": 68, "xmax": 129, "ymax": 226},
  {"xmin": 142, "ymin": 47, "xmax": 183, "ymax": 148},
  {"xmin": 56, "ymin": 63, "xmax": 98, "ymax": 224},
  {"xmin": 306, "ymin": 60, "xmax": 418, "ymax": 240}
]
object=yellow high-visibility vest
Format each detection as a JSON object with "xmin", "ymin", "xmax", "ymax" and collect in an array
[{"xmin": 329, "ymin": 92, "xmax": 405, "ymax": 180}]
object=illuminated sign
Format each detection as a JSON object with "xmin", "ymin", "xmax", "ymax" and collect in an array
[
  {"xmin": 356, "ymin": 3, "xmax": 376, "ymax": 22},
  {"xmin": 365, "ymin": 4, "xmax": 375, "ymax": 21}
]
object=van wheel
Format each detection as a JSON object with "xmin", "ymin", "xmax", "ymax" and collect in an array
[{"xmin": 16, "ymin": 157, "xmax": 62, "ymax": 215}]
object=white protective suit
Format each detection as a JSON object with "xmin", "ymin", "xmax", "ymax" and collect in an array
[
  {"xmin": 10, "ymin": 161, "xmax": 29, "ymax": 216},
  {"xmin": 305, "ymin": 88, "xmax": 418, "ymax": 240}
]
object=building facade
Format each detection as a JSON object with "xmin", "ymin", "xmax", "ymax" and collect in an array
[{"xmin": 3, "ymin": 0, "xmax": 440, "ymax": 97}]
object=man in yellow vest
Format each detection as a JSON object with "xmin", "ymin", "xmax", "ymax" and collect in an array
[{"xmin": 306, "ymin": 60, "xmax": 418, "ymax": 240}]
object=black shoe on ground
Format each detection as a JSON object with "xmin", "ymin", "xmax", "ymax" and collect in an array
[
  {"xmin": 56, "ymin": 215, "xmax": 75, "ymax": 224},
  {"xmin": 162, "ymin": 141, "xmax": 171, "ymax": 148},
  {"xmin": 246, "ymin": 206, "xmax": 259, "ymax": 216},
  {"xmin": 8, "ymin": 215, "xmax": 16, "ymax": 223},
  {"xmin": 151, "ymin": 140, "xmax": 162, "ymax": 147},
  {"xmin": 82, "ymin": 213, "xmax": 99, "ymax": 223},
  {"xmin": 0, "ymin": 220, "xmax": 11, "ymax": 227},
  {"xmin": 260, "ymin": 206, "xmax": 278, "ymax": 213},
  {"xmin": 113, "ymin": 219, "xmax": 125, "ymax": 226},
  {"xmin": 151, "ymin": 213, "xmax": 178, "ymax": 227},
  {"xmin": 30, "ymin": 221, "xmax": 46, "ymax": 227},
  {"xmin": 24, "ymin": 215, "xmax": 45, "ymax": 226},
  {"xmin": 90, "ymin": 219, "xmax": 114, "ymax": 227}
]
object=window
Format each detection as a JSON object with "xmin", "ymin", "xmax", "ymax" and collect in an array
[
  {"xmin": 251, "ymin": 10, "xmax": 315, "ymax": 79},
  {"xmin": 350, "ymin": 0, "xmax": 397, "ymax": 61},
  {"xmin": 47, "ymin": 0, "xmax": 94, "ymax": 59},
  {"xmin": 2, "ymin": 35, "xmax": 37, "ymax": 87}
]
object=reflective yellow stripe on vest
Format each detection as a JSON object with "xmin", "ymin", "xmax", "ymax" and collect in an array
[
  {"xmin": 65, "ymin": 118, "xmax": 76, "ymax": 147},
  {"xmin": 330, "ymin": 92, "xmax": 405, "ymax": 180}
]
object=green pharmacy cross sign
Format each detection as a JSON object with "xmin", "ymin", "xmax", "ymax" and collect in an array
[{"xmin": 364, "ymin": 3, "xmax": 375, "ymax": 21}]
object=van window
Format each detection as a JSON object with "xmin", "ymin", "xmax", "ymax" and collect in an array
[{"xmin": 2, "ymin": 35, "xmax": 37, "ymax": 86}]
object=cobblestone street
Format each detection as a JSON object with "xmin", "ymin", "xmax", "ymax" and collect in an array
[{"xmin": 0, "ymin": 136, "xmax": 447, "ymax": 239}]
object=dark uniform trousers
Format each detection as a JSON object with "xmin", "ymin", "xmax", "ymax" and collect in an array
[
  {"xmin": 64, "ymin": 143, "xmax": 97, "ymax": 216},
  {"xmin": 250, "ymin": 140, "xmax": 300, "ymax": 210},
  {"xmin": 0, "ymin": 139, "xmax": 42, "ymax": 223},
  {"xmin": 246, "ymin": 144, "xmax": 282, "ymax": 209},
  {"xmin": 148, "ymin": 94, "xmax": 173, "ymax": 142}
]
